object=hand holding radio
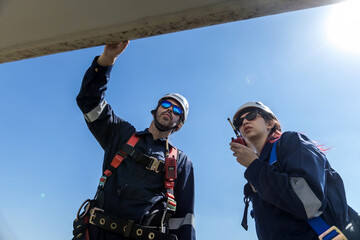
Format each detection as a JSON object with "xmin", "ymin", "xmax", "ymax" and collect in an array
[
  {"xmin": 228, "ymin": 118, "xmax": 257, "ymax": 168},
  {"xmin": 232, "ymin": 136, "xmax": 247, "ymax": 146},
  {"xmin": 227, "ymin": 118, "xmax": 247, "ymax": 146}
]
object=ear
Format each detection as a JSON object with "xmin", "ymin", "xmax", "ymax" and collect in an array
[
  {"xmin": 151, "ymin": 109, "xmax": 156, "ymax": 117},
  {"xmin": 175, "ymin": 121, "xmax": 184, "ymax": 132},
  {"xmin": 266, "ymin": 119, "xmax": 275, "ymax": 130}
]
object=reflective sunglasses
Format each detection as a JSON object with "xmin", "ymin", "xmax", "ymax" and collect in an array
[
  {"xmin": 234, "ymin": 109, "xmax": 261, "ymax": 129},
  {"xmin": 160, "ymin": 100, "xmax": 183, "ymax": 116}
]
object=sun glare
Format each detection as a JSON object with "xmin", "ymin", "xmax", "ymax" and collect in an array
[{"xmin": 327, "ymin": 0, "xmax": 360, "ymax": 54}]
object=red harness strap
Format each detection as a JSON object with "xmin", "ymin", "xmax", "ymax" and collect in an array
[
  {"xmin": 103, "ymin": 133, "xmax": 140, "ymax": 177},
  {"xmin": 164, "ymin": 147, "xmax": 178, "ymax": 212},
  {"xmin": 99, "ymin": 133, "xmax": 179, "ymax": 213},
  {"xmin": 97, "ymin": 134, "xmax": 140, "ymax": 189}
]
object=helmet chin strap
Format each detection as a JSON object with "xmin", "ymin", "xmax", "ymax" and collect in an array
[{"xmin": 152, "ymin": 109, "xmax": 179, "ymax": 132}]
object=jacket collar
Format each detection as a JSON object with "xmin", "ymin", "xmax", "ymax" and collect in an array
[
  {"xmin": 135, "ymin": 128, "xmax": 175, "ymax": 148},
  {"xmin": 258, "ymin": 141, "xmax": 273, "ymax": 162}
]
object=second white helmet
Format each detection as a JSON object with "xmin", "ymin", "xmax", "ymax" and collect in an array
[
  {"xmin": 233, "ymin": 101, "xmax": 277, "ymax": 124},
  {"xmin": 159, "ymin": 93, "xmax": 189, "ymax": 122}
]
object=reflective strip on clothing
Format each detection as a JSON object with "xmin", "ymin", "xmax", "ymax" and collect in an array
[
  {"xmin": 84, "ymin": 99, "xmax": 107, "ymax": 122},
  {"xmin": 168, "ymin": 213, "xmax": 195, "ymax": 230},
  {"xmin": 290, "ymin": 177, "xmax": 322, "ymax": 218}
]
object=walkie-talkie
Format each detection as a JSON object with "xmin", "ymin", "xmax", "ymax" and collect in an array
[{"xmin": 227, "ymin": 118, "xmax": 247, "ymax": 146}]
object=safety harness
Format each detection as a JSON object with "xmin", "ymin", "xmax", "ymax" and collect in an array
[{"xmin": 73, "ymin": 133, "xmax": 179, "ymax": 240}]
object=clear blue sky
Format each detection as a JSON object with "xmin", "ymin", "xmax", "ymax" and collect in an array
[{"xmin": 1, "ymin": 2, "xmax": 360, "ymax": 240}]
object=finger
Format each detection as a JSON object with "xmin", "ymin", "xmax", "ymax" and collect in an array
[
  {"xmin": 230, "ymin": 146, "xmax": 241, "ymax": 153},
  {"xmin": 117, "ymin": 41, "xmax": 130, "ymax": 53},
  {"xmin": 230, "ymin": 142, "xmax": 246, "ymax": 149},
  {"xmin": 233, "ymin": 152, "xmax": 242, "ymax": 159},
  {"xmin": 244, "ymin": 138, "xmax": 254, "ymax": 148},
  {"xmin": 105, "ymin": 43, "xmax": 120, "ymax": 50},
  {"xmin": 230, "ymin": 144, "xmax": 247, "ymax": 153}
]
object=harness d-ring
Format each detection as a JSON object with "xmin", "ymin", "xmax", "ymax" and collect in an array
[{"xmin": 76, "ymin": 199, "xmax": 91, "ymax": 220}]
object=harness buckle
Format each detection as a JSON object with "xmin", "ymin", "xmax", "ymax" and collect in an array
[
  {"xmin": 146, "ymin": 157, "xmax": 161, "ymax": 173},
  {"xmin": 319, "ymin": 226, "xmax": 348, "ymax": 240},
  {"xmin": 89, "ymin": 207, "xmax": 104, "ymax": 225},
  {"xmin": 117, "ymin": 151, "xmax": 128, "ymax": 159}
]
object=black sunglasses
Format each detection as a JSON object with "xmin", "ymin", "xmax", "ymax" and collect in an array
[
  {"xmin": 160, "ymin": 100, "xmax": 183, "ymax": 116},
  {"xmin": 234, "ymin": 109, "xmax": 261, "ymax": 129}
]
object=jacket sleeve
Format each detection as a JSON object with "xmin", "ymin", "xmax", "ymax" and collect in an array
[
  {"xmin": 168, "ymin": 152, "xmax": 196, "ymax": 240},
  {"xmin": 244, "ymin": 131, "xmax": 327, "ymax": 220},
  {"xmin": 76, "ymin": 56, "xmax": 134, "ymax": 150}
]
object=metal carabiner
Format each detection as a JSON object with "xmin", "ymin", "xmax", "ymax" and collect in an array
[{"xmin": 76, "ymin": 199, "xmax": 91, "ymax": 221}]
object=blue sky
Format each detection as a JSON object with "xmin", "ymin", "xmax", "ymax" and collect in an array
[{"xmin": 1, "ymin": 2, "xmax": 360, "ymax": 240}]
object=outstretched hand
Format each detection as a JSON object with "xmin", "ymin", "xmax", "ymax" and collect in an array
[
  {"xmin": 97, "ymin": 41, "xmax": 130, "ymax": 67},
  {"xmin": 230, "ymin": 141, "xmax": 258, "ymax": 168}
]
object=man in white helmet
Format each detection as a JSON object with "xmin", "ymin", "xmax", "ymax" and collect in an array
[{"xmin": 74, "ymin": 41, "xmax": 195, "ymax": 240}]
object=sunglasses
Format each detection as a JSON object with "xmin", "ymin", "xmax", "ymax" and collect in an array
[
  {"xmin": 234, "ymin": 109, "xmax": 261, "ymax": 129},
  {"xmin": 160, "ymin": 100, "xmax": 183, "ymax": 116}
]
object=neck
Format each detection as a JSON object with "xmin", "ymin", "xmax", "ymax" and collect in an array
[
  {"xmin": 249, "ymin": 134, "xmax": 268, "ymax": 155},
  {"xmin": 148, "ymin": 121, "xmax": 172, "ymax": 140}
]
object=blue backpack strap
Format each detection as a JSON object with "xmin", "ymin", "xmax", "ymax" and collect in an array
[
  {"xmin": 269, "ymin": 140, "xmax": 278, "ymax": 165},
  {"xmin": 308, "ymin": 217, "xmax": 340, "ymax": 240},
  {"xmin": 269, "ymin": 139, "xmax": 344, "ymax": 240}
]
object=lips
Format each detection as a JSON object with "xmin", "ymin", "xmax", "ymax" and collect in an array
[
  {"xmin": 161, "ymin": 112, "xmax": 172, "ymax": 120},
  {"xmin": 244, "ymin": 126, "xmax": 252, "ymax": 132}
]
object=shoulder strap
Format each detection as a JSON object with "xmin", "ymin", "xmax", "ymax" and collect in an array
[
  {"xmin": 103, "ymin": 133, "xmax": 141, "ymax": 177},
  {"xmin": 95, "ymin": 133, "xmax": 141, "ymax": 208},
  {"xmin": 108, "ymin": 133, "xmax": 171, "ymax": 175},
  {"xmin": 269, "ymin": 140, "xmax": 279, "ymax": 165},
  {"xmin": 308, "ymin": 217, "xmax": 341, "ymax": 240}
]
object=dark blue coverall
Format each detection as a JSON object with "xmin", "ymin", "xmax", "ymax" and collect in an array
[
  {"xmin": 76, "ymin": 57, "xmax": 196, "ymax": 240},
  {"xmin": 244, "ymin": 131, "xmax": 348, "ymax": 240}
]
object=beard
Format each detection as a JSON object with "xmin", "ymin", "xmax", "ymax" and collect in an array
[{"xmin": 154, "ymin": 111, "xmax": 178, "ymax": 132}]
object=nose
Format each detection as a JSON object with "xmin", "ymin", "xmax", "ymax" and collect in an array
[
  {"xmin": 167, "ymin": 107, "xmax": 173, "ymax": 114},
  {"xmin": 163, "ymin": 108, "xmax": 174, "ymax": 119},
  {"xmin": 242, "ymin": 118, "xmax": 250, "ymax": 127}
]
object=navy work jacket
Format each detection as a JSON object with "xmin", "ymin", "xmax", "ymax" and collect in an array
[
  {"xmin": 76, "ymin": 57, "xmax": 196, "ymax": 240},
  {"xmin": 244, "ymin": 131, "xmax": 348, "ymax": 240}
]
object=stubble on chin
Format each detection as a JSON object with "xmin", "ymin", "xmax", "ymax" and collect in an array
[{"xmin": 157, "ymin": 113, "xmax": 175, "ymax": 128}]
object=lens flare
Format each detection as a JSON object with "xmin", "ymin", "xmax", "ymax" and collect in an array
[{"xmin": 327, "ymin": 0, "xmax": 360, "ymax": 54}]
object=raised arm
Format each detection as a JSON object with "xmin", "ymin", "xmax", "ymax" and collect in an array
[{"xmin": 76, "ymin": 41, "xmax": 133, "ymax": 149}]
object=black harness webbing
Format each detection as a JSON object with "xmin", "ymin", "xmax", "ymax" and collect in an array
[
  {"xmin": 89, "ymin": 208, "xmax": 177, "ymax": 240},
  {"xmin": 103, "ymin": 134, "xmax": 168, "ymax": 178},
  {"xmin": 91, "ymin": 133, "xmax": 178, "ymax": 238}
]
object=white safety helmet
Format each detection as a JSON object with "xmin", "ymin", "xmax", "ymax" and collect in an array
[
  {"xmin": 233, "ymin": 101, "xmax": 277, "ymax": 124},
  {"xmin": 159, "ymin": 93, "xmax": 189, "ymax": 123}
]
